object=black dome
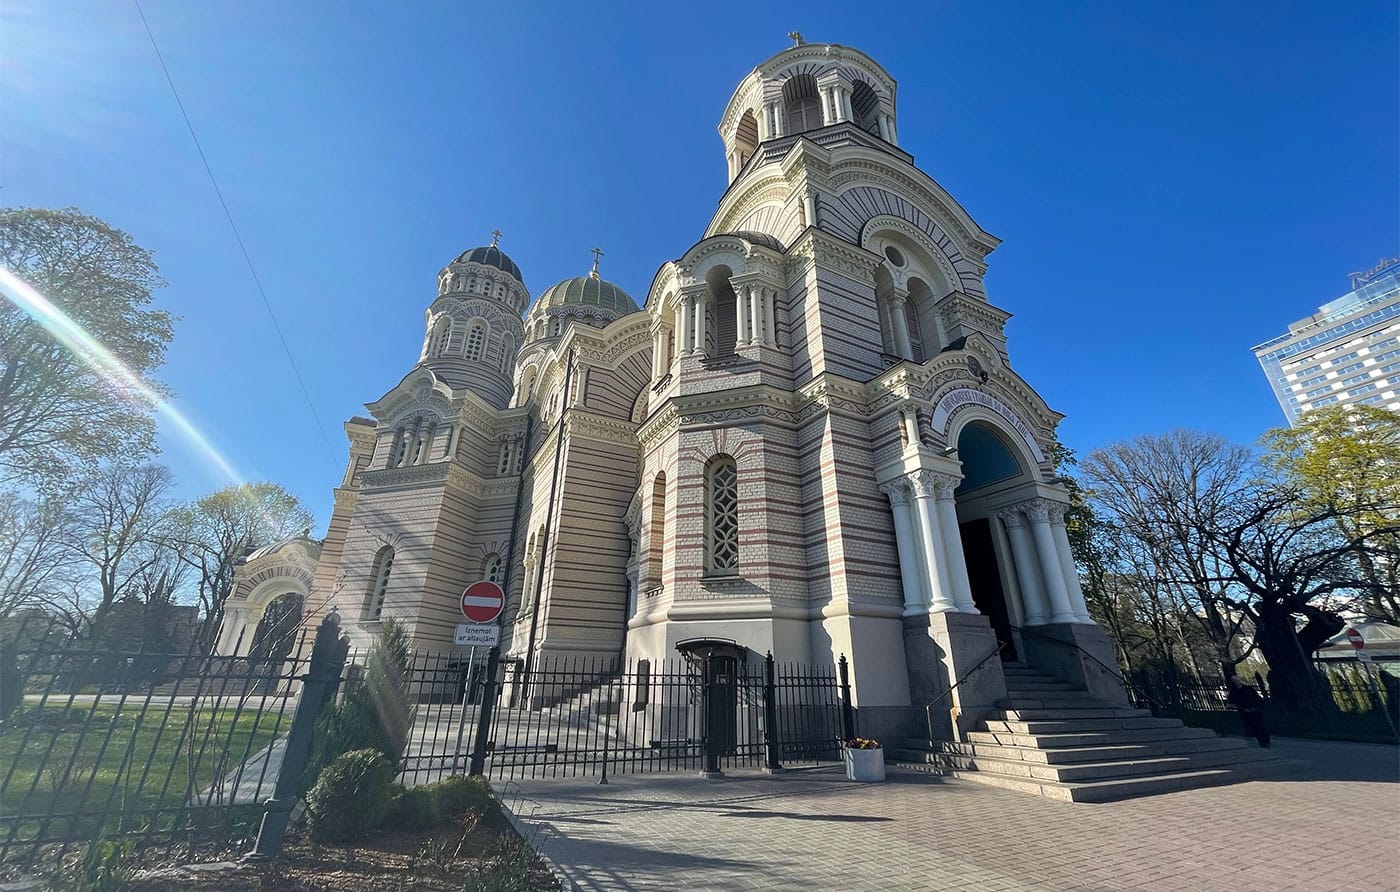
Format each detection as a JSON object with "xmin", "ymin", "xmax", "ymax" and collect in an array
[{"xmin": 454, "ymin": 245, "xmax": 523, "ymax": 282}]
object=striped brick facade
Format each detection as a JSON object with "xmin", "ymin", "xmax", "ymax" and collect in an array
[{"xmin": 229, "ymin": 41, "xmax": 1115, "ymax": 743}]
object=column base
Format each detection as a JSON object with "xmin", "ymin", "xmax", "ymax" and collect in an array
[
  {"xmin": 1019, "ymin": 622, "xmax": 1129, "ymax": 705},
  {"xmin": 902, "ymin": 611, "xmax": 1007, "ymax": 743}
]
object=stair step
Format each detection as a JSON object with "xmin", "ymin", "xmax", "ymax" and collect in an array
[
  {"xmin": 947, "ymin": 758, "xmax": 1290, "ymax": 803},
  {"xmin": 1003, "ymin": 682, "xmax": 1078, "ymax": 692},
  {"xmin": 995, "ymin": 706, "xmax": 1150, "ymax": 719},
  {"xmin": 966, "ymin": 748, "xmax": 1268, "ymax": 783},
  {"xmin": 996, "ymin": 696, "xmax": 1108, "ymax": 708},
  {"xmin": 982, "ymin": 716, "xmax": 1179, "ymax": 734},
  {"xmin": 966, "ymin": 737, "xmax": 1248, "ymax": 764},
  {"xmin": 967, "ymin": 725, "xmax": 1218, "ymax": 748}
]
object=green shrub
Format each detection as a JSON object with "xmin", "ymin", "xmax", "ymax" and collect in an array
[
  {"xmin": 385, "ymin": 784, "xmax": 441, "ymax": 831},
  {"xmin": 430, "ymin": 774, "xmax": 493, "ymax": 817},
  {"xmin": 305, "ymin": 748, "xmax": 395, "ymax": 843},
  {"xmin": 49, "ymin": 835, "xmax": 133, "ymax": 892}
]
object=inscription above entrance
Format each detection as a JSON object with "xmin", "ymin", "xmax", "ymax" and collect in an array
[{"xmin": 930, "ymin": 388, "xmax": 1045, "ymax": 463}]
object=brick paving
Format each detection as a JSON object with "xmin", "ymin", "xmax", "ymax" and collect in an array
[{"xmin": 501, "ymin": 738, "xmax": 1399, "ymax": 891}]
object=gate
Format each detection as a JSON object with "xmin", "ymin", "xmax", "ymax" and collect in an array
[{"xmin": 396, "ymin": 652, "xmax": 854, "ymax": 784}]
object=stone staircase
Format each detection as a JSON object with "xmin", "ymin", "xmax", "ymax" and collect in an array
[{"xmin": 888, "ymin": 662, "xmax": 1290, "ymax": 802}]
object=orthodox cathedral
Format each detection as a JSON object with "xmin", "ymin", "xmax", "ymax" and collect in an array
[{"xmin": 223, "ymin": 39, "xmax": 1122, "ymax": 742}]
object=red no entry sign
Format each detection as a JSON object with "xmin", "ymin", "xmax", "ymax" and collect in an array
[
  {"xmin": 1346, "ymin": 628, "xmax": 1365, "ymax": 651},
  {"xmin": 461, "ymin": 580, "xmax": 504, "ymax": 624}
]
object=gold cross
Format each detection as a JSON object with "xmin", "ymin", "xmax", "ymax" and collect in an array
[
  {"xmin": 590, "ymin": 246, "xmax": 604, "ymax": 278},
  {"xmin": 490, "ymin": 229, "xmax": 502, "ymax": 247}
]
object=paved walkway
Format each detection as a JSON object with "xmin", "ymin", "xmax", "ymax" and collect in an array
[{"xmin": 501, "ymin": 739, "xmax": 1399, "ymax": 891}]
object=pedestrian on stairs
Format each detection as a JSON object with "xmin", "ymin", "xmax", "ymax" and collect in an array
[{"xmin": 1227, "ymin": 674, "xmax": 1271, "ymax": 748}]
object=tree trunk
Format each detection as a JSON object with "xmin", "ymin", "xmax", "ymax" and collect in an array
[{"xmin": 1254, "ymin": 603, "xmax": 1335, "ymax": 715}]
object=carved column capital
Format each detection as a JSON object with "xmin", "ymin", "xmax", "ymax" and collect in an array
[
  {"xmin": 923, "ymin": 470, "xmax": 962, "ymax": 501},
  {"xmin": 995, "ymin": 506, "xmax": 1027, "ymax": 529},
  {"xmin": 878, "ymin": 480, "xmax": 912, "ymax": 506},
  {"xmin": 1019, "ymin": 498, "xmax": 1061, "ymax": 524}
]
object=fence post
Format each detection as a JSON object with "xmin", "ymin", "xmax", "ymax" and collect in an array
[
  {"xmin": 701, "ymin": 654, "xmax": 723, "ymax": 778},
  {"xmin": 838, "ymin": 655, "xmax": 856, "ymax": 742},
  {"xmin": 763, "ymin": 652, "xmax": 782, "ymax": 774},
  {"xmin": 247, "ymin": 610, "xmax": 348, "ymax": 861},
  {"xmin": 468, "ymin": 646, "xmax": 502, "ymax": 776}
]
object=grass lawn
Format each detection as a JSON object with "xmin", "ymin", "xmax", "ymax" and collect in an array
[{"xmin": 1, "ymin": 699, "xmax": 288, "ymax": 848}]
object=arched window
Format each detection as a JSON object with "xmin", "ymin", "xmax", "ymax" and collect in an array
[
  {"xmin": 367, "ymin": 546, "xmax": 394, "ymax": 620},
  {"xmin": 482, "ymin": 553, "xmax": 502, "ymax": 584},
  {"xmin": 783, "ymin": 75, "xmax": 822, "ymax": 135},
  {"xmin": 415, "ymin": 422, "xmax": 436, "ymax": 464},
  {"xmin": 499, "ymin": 333, "xmax": 515, "ymax": 372},
  {"xmin": 464, "ymin": 323, "xmax": 487, "ymax": 361},
  {"xmin": 648, "ymin": 473, "xmax": 666, "ymax": 587},
  {"xmin": 389, "ymin": 427, "xmax": 409, "ymax": 468},
  {"xmin": 551, "ymin": 318, "xmax": 563, "ymax": 338},
  {"xmin": 904, "ymin": 300, "xmax": 924, "ymax": 363},
  {"xmin": 734, "ymin": 109, "xmax": 759, "ymax": 166},
  {"xmin": 706, "ymin": 266, "xmax": 737, "ymax": 357},
  {"xmin": 851, "ymin": 81, "xmax": 881, "ymax": 136},
  {"xmin": 705, "ymin": 456, "xmax": 739, "ymax": 574},
  {"xmin": 428, "ymin": 316, "xmax": 453, "ymax": 357}
]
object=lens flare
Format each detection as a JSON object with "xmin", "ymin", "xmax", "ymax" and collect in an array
[{"xmin": 0, "ymin": 266, "xmax": 243, "ymax": 487}]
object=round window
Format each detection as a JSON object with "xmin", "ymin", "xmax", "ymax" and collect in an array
[{"xmin": 884, "ymin": 246, "xmax": 906, "ymax": 267}]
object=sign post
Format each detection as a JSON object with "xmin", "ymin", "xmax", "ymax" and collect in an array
[{"xmin": 451, "ymin": 581, "xmax": 504, "ymax": 771}]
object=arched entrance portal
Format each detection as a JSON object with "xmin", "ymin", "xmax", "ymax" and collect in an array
[{"xmin": 952, "ymin": 421, "xmax": 1034, "ymax": 660}]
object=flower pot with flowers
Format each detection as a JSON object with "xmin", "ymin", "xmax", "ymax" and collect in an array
[{"xmin": 843, "ymin": 737, "xmax": 885, "ymax": 782}]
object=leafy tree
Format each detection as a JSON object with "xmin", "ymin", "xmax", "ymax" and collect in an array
[
  {"xmin": 163, "ymin": 482, "xmax": 313, "ymax": 653},
  {"xmin": 1261, "ymin": 405, "xmax": 1400, "ymax": 622},
  {"xmin": 0, "ymin": 208, "xmax": 173, "ymax": 488}
]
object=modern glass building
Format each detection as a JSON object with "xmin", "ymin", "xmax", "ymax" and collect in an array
[{"xmin": 1252, "ymin": 258, "xmax": 1400, "ymax": 425}]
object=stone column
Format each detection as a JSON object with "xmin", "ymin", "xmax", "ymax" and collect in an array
[
  {"xmin": 1048, "ymin": 503, "xmax": 1093, "ymax": 623},
  {"xmin": 747, "ymin": 284, "xmax": 761, "ymax": 346},
  {"xmin": 693, "ymin": 294, "xmax": 708, "ymax": 357},
  {"xmin": 737, "ymin": 284, "xmax": 752, "ymax": 346},
  {"xmin": 763, "ymin": 288, "xmax": 777, "ymax": 345},
  {"xmin": 908, "ymin": 472, "xmax": 956, "ymax": 613},
  {"xmin": 880, "ymin": 481, "xmax": 927, "ymax": 616},
  {"xmin": 997, "ymin": 508, "xmax": 1048, "ymax": 625},
  {"xmin": 678, "ymin": 297, "xmax": 693, "ymax": 355},
  {"xmin": 651, "ymin": 325, "xmax": 665, "ymax": 379},
  {"xmin": 841, "ymin": 87, "xmax": 854, "ymax": 122},
  {"xmin": 770, "ymin": 102, "xmax": 785, "ymax": 137},
  {"xmin": 888, "ymin": 294, "xmax": 912, "ymax": 359},
  {"xmin": 803, "ymin": 190, "xmax": 818, "ymax": 228},
  {"xmin": 930, "ymin": 472, "xmax": 978, "ymax": 614},
  {"xmin": 1025, "ymin": 500, "xmax": 1078, "ymax": 623},
  {"xmin": 403, "ymin": 419, "xmax": 422, "ymax": 468}
]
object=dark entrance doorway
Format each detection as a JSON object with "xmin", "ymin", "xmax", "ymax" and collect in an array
[{"xmin": 959, "ymin": 518, "xmax": 1017, "ymax": 661}]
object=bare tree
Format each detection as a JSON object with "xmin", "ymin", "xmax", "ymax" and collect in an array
[
  {"xmin": 0, "ymin": 489, "xmax": 78, "ymax": 622},
  {"xmin": 1082, "ymin": 431, "xmax": 1254, "ymax": 670},
  {"xmin": 63, "ymin": 463, "xmax": 175, "ymax": 633}
]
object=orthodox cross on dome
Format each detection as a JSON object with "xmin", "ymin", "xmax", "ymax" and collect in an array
[
  {"xmin": 490, "ymin": 229, "xmax": 502, "ymax": 248},
  {"xmin": 589, "ymin": 246, "xmax": 604, "ymax": 280},
  {"xmin": 787, "ymin": 31, "xmax": 805, "ymax": 47}
]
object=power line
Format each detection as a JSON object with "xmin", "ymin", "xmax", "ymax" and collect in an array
[{"xmin": 133, "ymin": 0, "xmax": 340, "ymax": 472}]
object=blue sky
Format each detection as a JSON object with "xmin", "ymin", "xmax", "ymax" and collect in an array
[{"xmin": 3, "ymin": 1, "xmax": 1397, "ymax": 529}]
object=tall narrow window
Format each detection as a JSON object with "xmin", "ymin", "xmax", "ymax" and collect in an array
[
  {"xmin": 482, "ymin": 553, "xmax": 502, "ymax": 584},
  {"xmin": 464, "ymin": 323, "xmax": 486, "ymax": 361},
  {"xmin": 705, "ymin": 456, "xmax": 739, "ymax": 574},
  {"xmin": 367, "ymin": 546, "xmax": 394, "ymax": 620},
  {"xmin": 389, "ymin": 428, "xmax": 408, "ymax": 468},
  {"xmin": 499, "ymin": 333, "xmax": 515, "ymax": 372},
  {"xmin": 428, "ymin": 317, "xmax": 453, "ymax": 357},
  {"xmin": 415, "ymin": 422, "xmax": 436, "ymax": 464},
  {"xmin": 783, "ymin": 74, "xmax": 822, "ymax": 134},
  {"xmin": 648, "ymin": 473, "xmax": 666, "ymax": 587}
]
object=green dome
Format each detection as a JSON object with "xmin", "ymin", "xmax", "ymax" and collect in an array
[{"xmin": 534, "ymin": 274, "xmax": 638, "ymax": 315}]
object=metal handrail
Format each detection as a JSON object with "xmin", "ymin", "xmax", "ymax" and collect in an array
[
  {"xmin": 1008, "ymin": 623, "xmax": 1165, "ymax": 710},
  {"xmin": 924, "ymin": 639, "xmax": 1007, "ymax": 712}
]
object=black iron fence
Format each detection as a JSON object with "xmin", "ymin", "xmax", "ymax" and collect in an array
[
  {"xmin": 396, "ymin": 651, "xmax": 854, "ymax": 785},
  {"xmin": 1130, "ymin": 664, "xmax": 1399, "ymax": 744},
  {"xmin": 2, "ymin": 615, "xmax": 854, "ymax": 865},
  {"xmin": 0, "ymin": 616, "xmax": 325, "ymax": 862}
]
